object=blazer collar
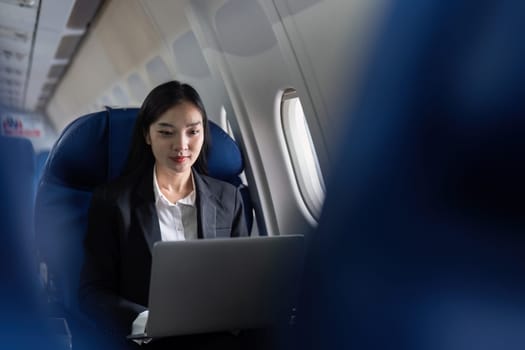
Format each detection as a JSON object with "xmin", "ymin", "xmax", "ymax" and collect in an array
[
  {"xmin": 193, "ymin": 170, "xmax": 217, "ymax": 239},
  {"xmin": 134, "ymin": 167, "xmax": 161, "ymax": 254}
]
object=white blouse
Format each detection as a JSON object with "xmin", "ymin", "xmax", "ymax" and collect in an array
[{"xmin": 152, "ymin": 166, "xmax": 198, "ymax": 241}]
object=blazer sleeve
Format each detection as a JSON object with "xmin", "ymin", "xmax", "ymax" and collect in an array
[
  {"xmin": 78, "ymin": 186, "xmax": 146, "ymax": 337},
  {"xmin": 231, "ymin": 186, "xmax": 249, "ymax": 237}
]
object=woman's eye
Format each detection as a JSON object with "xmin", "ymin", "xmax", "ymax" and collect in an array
[
  {"xmin": 158, "ymin": 130, "xmax": 173, "ymax": 136},
  {"xmin": 189, "ymin": 129, "xmax": 200, "ymax": 136}
]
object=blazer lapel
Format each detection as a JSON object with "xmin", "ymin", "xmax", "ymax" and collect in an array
[
  {"xmin": 194, "ymin": 170, "xmax": 216, "ymax": 239},
  {"xmin": 134, "ymin": 167, "xmax": 161, "ymax": 254}
]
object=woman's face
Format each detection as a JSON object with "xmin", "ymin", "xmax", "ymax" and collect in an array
[{"xmin": 145, "ymin": 101, "xmax": 204, "ymax": 175}]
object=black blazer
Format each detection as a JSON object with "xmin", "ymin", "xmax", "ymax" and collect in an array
[{"xmin": 78, "ymin": 167, "xmax": 248, "ymax": 337}]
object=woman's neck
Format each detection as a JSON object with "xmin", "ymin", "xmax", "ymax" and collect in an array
[{"xmin": 155, "ymin": 165, "xmax": 193, "ymax": 197}]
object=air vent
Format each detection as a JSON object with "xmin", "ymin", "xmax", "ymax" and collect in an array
[
  {"xmin": 0, "ymin": 0, "xmax": 37, "ymax": 8},
  {"xmin": 3, "ymin": 67, "xmax": 23, "ymax": 76},
  {"xmin": 14, "ymin": 31, "xmax": 29, "ymax": 41},
  {"xmin": 0, "ymin": 89, "xmax": 19, "ymax": 96},
  {"xmin": 18, "ymin": 0, "xmax": 37, "ymax": 8},
  {"xmin": 1, "ymin": 78, "xmax": 22, "ymax": 87},
  {"xmin": 1, "ymin": 49, "xmax": 27, "ymax": 61},
  {"xmin": 0, "ymin": 25, "xmax": 30, "ymax": 43},
  {"xmin": 1, "ymin": 50, "xmax": 13, "ymax": 59}
]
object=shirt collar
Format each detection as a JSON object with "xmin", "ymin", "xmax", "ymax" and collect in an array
[{"xmin": 153, "ymin": 165, "xmax": 196, "ymax": 207}]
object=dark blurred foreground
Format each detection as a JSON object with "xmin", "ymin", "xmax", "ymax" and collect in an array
[{"xmin": 294, "ymin": 0, "xmax": 525, "ymax": 349}]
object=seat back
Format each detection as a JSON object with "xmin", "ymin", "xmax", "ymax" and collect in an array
[
  {"xmin": 0, "ymin": 135, "xmax": 37, "ymax": 306},
  {"xmin": 35, "ymin": 107, "xmax": 253, "ymax": 316},
  {"xmin": 295, "ymin": 1, "xmax": 525, "ymax": 349},
  {"xmin": 34, "ymin": 150, "xmax": 50, "ymax": 198}
]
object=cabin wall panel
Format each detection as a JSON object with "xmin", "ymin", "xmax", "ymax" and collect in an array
[
  {"xmin": 95, "ymin": 0, "xmax": 162, "ymax": 76},
  {"xmin": 139, "ymin": 0, "xmax": 191, "ymax": 46},
  {"xmin": 187, "ymin": 0, "xmax": 315, "ymax": 236},
  {"xmin": 265, "ymin": 0, "xmax": 389, "ymax": 180}
]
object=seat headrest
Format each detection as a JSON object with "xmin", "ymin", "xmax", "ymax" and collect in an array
[
  {"xmin": 0, "ymin": 135, "xmax": 35, "ymax": 174},
  {"xmin": 207, "ymin": 121, "xmax": 244, "ymax": 185},
  {"xmin": 43, "ymin": 107, "xmax": 244, "ymax": 190}
]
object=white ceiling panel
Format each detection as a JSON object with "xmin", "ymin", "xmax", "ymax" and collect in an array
[{"xmin": 0, "ymin": 0, "xmax": 104, "ymax": 113}]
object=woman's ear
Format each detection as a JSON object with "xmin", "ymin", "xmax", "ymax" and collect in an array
[{"xmin": 144, "ymin": 131, "xmax": 151, "ymax": 145}]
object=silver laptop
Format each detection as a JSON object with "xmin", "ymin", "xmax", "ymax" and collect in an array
[{"xmin": 128, "ymin": 235, "xmax": 304, "ymax": 339}]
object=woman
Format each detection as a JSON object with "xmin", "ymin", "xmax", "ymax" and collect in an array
[{"xmin": 78, "ymin": 81, "xmax": 248, "ymax": 345}]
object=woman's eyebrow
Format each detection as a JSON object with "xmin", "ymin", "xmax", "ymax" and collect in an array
[
  {"xmin": 156, "ymin": 122, "xmax": 174, "ymax": 128},
  {"xmin": 186, "ymin": 121, "xmax": 202, "ymax": 127}
]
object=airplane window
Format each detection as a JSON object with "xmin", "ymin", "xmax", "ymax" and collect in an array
[
  {"xmin": 99, "ymin": 95, "xmax": 112, "ymax": 109},
  {"xmin": 145, "ymin": 56, "xmax": 172, "ymax": 87},
  {"xmin": 127, "ymin": 73, "xmax": 148, "ymax": 103},
  {"xmin": 281, "ymin": 88, "xmax": 325, "ymax": 220},
  {"xmin": 112, "ymin": 85, "xmax": 130, "ymax": 107}
]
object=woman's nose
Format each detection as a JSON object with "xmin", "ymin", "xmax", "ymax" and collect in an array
[{"xmin": 172, "ymin": 134, "xmax": 188, "ymax": 151}]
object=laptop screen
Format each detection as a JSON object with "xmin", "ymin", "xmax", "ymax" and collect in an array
[{"xmin": 145, "ymin": 235, "xmax": 305, "ymax": 338}]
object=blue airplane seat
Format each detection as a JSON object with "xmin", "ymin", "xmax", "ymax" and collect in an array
[
  {"xmin": 34, "ymin": 150, "xmax": 50, "ymax": 196},
  {"xmin": 35, "ymin": 107, "xmax": 253, "ymax": 317},
  {"xmin": 0, "ymin": 135, "xmax": 38, "ymax": 307},
  {"xmin": 206, "ymin": 119, "xmax": 255, "ymax": 234}
]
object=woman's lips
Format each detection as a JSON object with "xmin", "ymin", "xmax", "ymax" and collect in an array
[{"xmin": 170, "ymin": 156, "xmax": 188, "ymax": 163}]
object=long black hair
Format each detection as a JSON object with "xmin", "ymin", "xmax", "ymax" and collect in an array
[{"xmin": 122, "ymin": 81, "xmax": 210, "ymax": 176}]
